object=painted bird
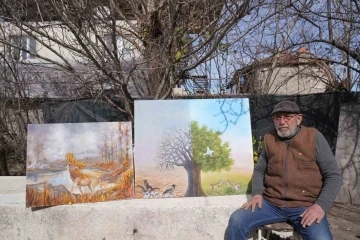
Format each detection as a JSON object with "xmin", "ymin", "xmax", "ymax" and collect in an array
[
  {"xmin": 203, "ymin": 146, "xmax": 214, "ymax": 157},
  {"xmin": 163, "ymin": 184, "xmax": 176, "ymax": 196},
  {"xmin": 144, "ymin": 179, "xmax": 160, "ymax": 191}
]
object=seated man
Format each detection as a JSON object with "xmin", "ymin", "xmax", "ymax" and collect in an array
[{"xmin": 227, "ymin": 100, "xmax": 342, "ymax": 240}]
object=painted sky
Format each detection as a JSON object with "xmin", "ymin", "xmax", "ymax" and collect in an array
[
  {"xmin": 134, "ymin": 98, "xmax": 253, "ymax": 169},
  {"xmin": 27, "ymin": 122, "xmax": 127, "ymax": 161}
]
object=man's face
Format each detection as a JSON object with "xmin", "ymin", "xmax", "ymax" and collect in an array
[{"xmin": 273, "ymin": 112, "xmax": 303, "ymax": 138}]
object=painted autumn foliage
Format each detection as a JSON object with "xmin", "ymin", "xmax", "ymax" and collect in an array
[{"xmin": 26, "ymin": 122, "xmax": 134, "ymax": 207}]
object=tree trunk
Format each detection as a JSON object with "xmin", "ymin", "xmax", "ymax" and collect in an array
[
  {"xmin": 192, "ymin": 162, "xmax": 206, "ymax": 196},
  {"xmin": 183, "ymin": 161, "xmax": 206, "ymax": 197},
  {"xmin": 184, "ymin": 164, "xmax": 195, "ymax": 197},
  {"xmin": 142, "ymin": 8, "xmax": 174, "ymax": 99}
]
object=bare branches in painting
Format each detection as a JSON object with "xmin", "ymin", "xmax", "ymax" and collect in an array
[
  {"xmin": 156, "ymin": 124, "xmax": 192, "ymax": 171},
  {"xmin": 214, "ymin": 98, "xmax": 249, "ymax": 133}
]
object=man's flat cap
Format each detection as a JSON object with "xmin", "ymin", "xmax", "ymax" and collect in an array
[{"xmin": 271, "ymin": 101, "xmax": 301, "ymax": 115}]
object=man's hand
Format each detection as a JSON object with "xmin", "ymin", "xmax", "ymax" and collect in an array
[
  {"xmin": 300, "ymin": 204, "xmax": 325, "ymax": 227},
  {"xmin": 241, "ymin": 195, "xmax": 263, "ymax": 213}
]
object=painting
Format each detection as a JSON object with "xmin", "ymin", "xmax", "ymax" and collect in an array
[
  {"xmin": 134, "ymin": 98, "xmax": 254, "ymax": 199},
  {"xmin": 26, "ymin": 122, "xmax": 134, "ymax": 207}
]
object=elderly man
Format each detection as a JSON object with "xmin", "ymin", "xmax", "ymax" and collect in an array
[{"xmin": 227, "ymin": 100, "xmax": 342, "ymax": 240}]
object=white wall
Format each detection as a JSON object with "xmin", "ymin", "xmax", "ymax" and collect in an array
[
  {"xmin": 257, "ymin": 64, "xmax": 329, "ymax": 94},
  {"xmin": 1, "ymin": 20, "xmax": 141, "ymax": 65}
]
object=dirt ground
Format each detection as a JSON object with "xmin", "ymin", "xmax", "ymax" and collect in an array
[
  {"xmin": 134, "ymin": 166, "xmax": 188, "ymax": 198},
  {"xmin": 328, "ymin": 202, "xmax": 360, "ymax": 240}
]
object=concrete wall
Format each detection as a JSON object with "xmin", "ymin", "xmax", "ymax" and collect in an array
[
  {"xmin": 258, "ymin": 65, "xmax": 328, "ymax": 95},
  {"xmin": 335, "ymin": 104, "xmax": 360, "ymax": 205},
  {"xmin": 0, "ymin": 176, "xmax": 249, "ymax": 240}
]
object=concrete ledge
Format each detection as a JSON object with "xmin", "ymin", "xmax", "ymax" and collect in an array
[{"xmin": 0, "ymin": 177, "xmax": 249, "ymax": 240}]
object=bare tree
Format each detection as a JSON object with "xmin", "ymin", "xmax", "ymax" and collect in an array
[
  {"xmin": 221, "ymin": 0, "xmax": 359, "ymax": 94},
  {"xmin": 0, "ymin": 0, "xmax": 271, "ymax": 174},
  {"xmin": 286, "ymin": 0, "xmax": 360, "ymax": 91},
  {"xmin": 0, "ymin": 0, "xmax": 268, "ymax": 120},
  {"xmin": 0, "ymin": 50, "xmax": 44, "ymax": 175},
  {"xmin": 1, "ymin": 0, "xmax": 357, "ymax": 174}
]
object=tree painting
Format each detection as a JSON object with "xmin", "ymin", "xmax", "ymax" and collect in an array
[
  {"xmin": 156, "ymin": 121, "xmax": 234, "ymax": 197},
  {"xmin": 192, "ymin": 122, "xmax": 235, "ymax": 195},
  {"xmin": 134, "ymin": 98, "xmax": 253, "ymax": 199}
]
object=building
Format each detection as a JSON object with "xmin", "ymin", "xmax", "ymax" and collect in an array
[
  {"xmin": 0, "ymin": 0, "xmax": 225, "ymax": 99},
  {"xmin": 226, "ymin": 47, "xmax": 335, "ymax": 95}
]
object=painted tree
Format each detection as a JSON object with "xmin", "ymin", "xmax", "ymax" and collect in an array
[
  {"xmin": 120, "ymin": 123, "xmax": 132, "ymax": 168},
  {"xmin": 156, "ymin": 121, "xmax": 234, "ymax": 197},
  {"xmin": 33, "ymin": 141, "xmax": 45, "ymax": 163}
]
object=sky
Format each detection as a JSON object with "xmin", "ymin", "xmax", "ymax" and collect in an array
[
  {"xmin": 134, "ymin": 98, "xmax": 253, "ymax": 169},
  {"xmin": 27, "ymin": 122, "xmax": 126, "ymax": 161}
]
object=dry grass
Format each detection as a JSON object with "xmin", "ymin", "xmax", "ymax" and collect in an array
[{"xmin": 26, "ymin": 162, "xmax": 134, "ymax": 208}]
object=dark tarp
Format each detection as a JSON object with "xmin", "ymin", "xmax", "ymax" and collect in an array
[
  {"xmin": 40, "ymin": 92, "xmax": 359, "ymax": 152},
  {"xmin": 249, "ymin": 92, "xmax": 359, "ymax": 152},
  {"xmin": 41, "ymin": 99, "xmax": 128, "ymax": 123}
]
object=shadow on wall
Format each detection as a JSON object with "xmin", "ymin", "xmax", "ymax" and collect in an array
[{"xmin": 335, "ymin": 104, "xmax": 360, "ymax": 205}]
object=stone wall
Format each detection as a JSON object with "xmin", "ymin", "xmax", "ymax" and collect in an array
[
  {"xmin": 335, "ymin": 104, "xmax": 360, "ymax": 205},
  {"xmin": 0, "ymin": 176, "xmax": 248, "ymax": 240}
]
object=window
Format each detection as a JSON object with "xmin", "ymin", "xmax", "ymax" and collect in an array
[
  {"xmin": 103, "ymin": 34, "xmax": 135, "ymax": 59},
  {"xmin": 10, "ymin": 35, "xmax": 37, "ymax": 60}
]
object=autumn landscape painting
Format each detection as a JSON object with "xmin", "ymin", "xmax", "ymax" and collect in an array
[
  {"xmin": 26, "ymin": 122, "xmax": 134, "ymax": 207},
  {"xmin": 134, "ymin": 98, "xmax": 254, "ymax": 199}
]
